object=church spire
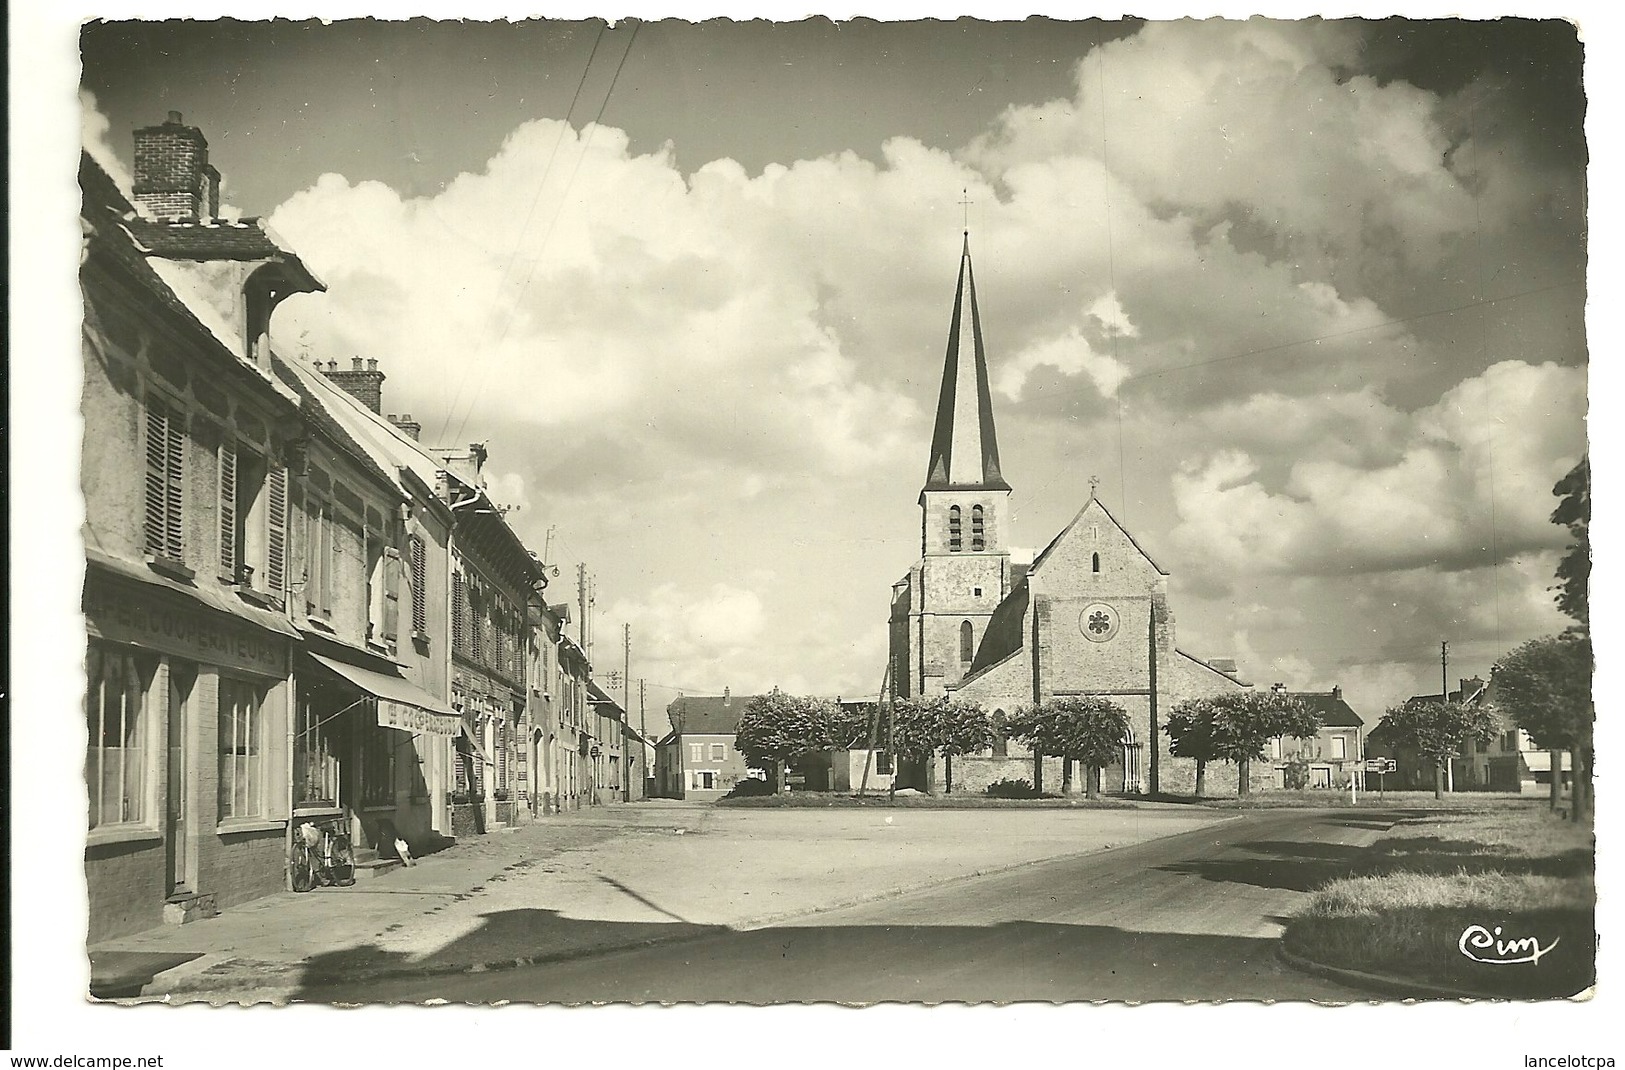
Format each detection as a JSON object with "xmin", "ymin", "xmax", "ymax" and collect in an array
[{"xmin": 924, "ymin": 234, "xmax": 1009, "ymax": 492}]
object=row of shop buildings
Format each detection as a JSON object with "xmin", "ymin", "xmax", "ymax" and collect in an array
[{"xmin": 82, "ymin": 113, "xmax": 643, "ymax": 943}]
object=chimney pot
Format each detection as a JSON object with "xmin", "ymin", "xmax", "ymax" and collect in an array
[
  {"xmin": 327, "ymin": 360, "xmax": 338, "ymax": 372},
  {"xmin": 367, "ymin": 358, "xmax": 379, "ymax": 371},
  {"xmin": 351, "ymin": 356, "xmax": 363, "ymax": 371},
  {"xmin": 167, "ymin": 111, "xmax": 183, "ymax": 124}
]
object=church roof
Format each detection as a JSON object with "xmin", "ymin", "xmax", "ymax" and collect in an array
[
  {"xmin": 923, "ymin": 236, "xmax": 1010, "ymax": 494},
  {"xmin": 964, "ymin": 576, "xmax": 1030, "ymax": 679},
  {"xmin": 1030, "ymin": 494, "xmax": 1169, "ymax": 577}
]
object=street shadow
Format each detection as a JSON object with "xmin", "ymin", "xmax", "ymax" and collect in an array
[
  {"xmin": 1158, "ymin": 839, "xmax": 1369, "ymax": 893},
  {"xmin": 287, "ymin": 910, "xmax": 1378, "ymax": 1004}
]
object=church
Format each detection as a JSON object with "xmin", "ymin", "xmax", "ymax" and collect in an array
[{"xmin": 887, "ymin": 236, "xmax": 1254, "ymax": 796}]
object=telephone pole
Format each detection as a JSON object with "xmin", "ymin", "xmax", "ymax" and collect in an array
[
  {"xmin": 1441, "ymin": 640, "xmax": 1453, "ymax": 793},
  {"xmin": 623, "ymin": 623, "xmax": 632, "ymax": 718},
  {"xmin": 577, "ymin": 563, "xmax": 588, "ymax": 651}
]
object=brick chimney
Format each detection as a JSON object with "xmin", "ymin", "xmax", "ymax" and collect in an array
[
  {"xmin": 723, "ymin": 687, "xmax": 731, "ymax": 705},
  {"xmin": 132, "ymin": 111, "xmax": 221, "ymax": 222},
  {"xmin": 323, "ymin": 356, "xmax": 387, "ymax": 413},
  {"xmin": 1332, "ymin": 685, "xmax": 1342, "ymax": 702},
  {"xmin": 387, "ymin": 413, "xmax": 422, "ymax": 441}
]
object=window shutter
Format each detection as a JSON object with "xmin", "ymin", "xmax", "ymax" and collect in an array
[
  {"xmin": 452, "ymin": 571, "xmax": 466, "ymax": 652},
  {"xmin": 218, "ymin": 441, "xmax": 237, "ymax": 575},
  {"xmin": 266, "ymin": 464, "xmax": 288, "ymax": 595},
  {"xmin": 383, "ymin": 545, "xmax": 401, "ymax": 641},
  {"xmin": 144, "ymin": 405, "xmax": 168, "ymax": 557},
  {"xmin": 163, "ymin": 412, "xmax": 185, "ymax": 560},
  {"xmin": 319, "ymin": 509, "xmax": 333, "ymax": 615},
  {"xmin": 410, "ymin": 536, "xmax": 428, "ymax": 634}
]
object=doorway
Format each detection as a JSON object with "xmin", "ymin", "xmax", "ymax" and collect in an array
[{"xmin": 164, "ymin": 660, "xmax": 197, "ymax": 897}]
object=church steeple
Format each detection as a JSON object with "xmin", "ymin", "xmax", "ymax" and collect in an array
[{"xmin": 924, "ymin": 235, "xmax": 1009, "ymax": 493}]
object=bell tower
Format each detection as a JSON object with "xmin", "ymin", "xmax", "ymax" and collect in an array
[{"xmin": 908, "ymin": 234, "xmax": 1013, "ymax": 697}]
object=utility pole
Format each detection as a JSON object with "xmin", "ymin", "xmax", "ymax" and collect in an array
[
  {"xmin": 639, "ymin": 678, "xmax": 648, "ymax": 789},
  {"xmin": 623, "ymin": 623, "xmax": 631, "ymax": 722},
  {"xmin": 1441, "ymin": 640, "xmax": 1454, "ymax": 793},
  {"xmin": 577, "ymin": 563, "xmax": 587, "ymax": 651}
]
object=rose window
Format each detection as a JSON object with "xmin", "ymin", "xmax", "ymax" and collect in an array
[{"xmin": 1088, "ymin": 611, "xmax": 1111, "ymax": 634}]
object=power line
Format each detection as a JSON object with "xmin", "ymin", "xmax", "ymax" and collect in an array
[
  {"xmin": 447, "ymin": 20, "xmax": 642, "ymax": 445},
  {"xmin": 434, "ymin": 22, "xmax": 610, "ymax": 445}
]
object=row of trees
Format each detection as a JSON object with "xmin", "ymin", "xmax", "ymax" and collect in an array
[{"xmin": 735, "ymin": 687, "xmax": 1329, "ymax": 798}]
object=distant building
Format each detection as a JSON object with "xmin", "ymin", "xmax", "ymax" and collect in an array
[
  {"xmin": 655, "ymin": 691, "xmax": 757, "ymax": 799},
  {"xmin": 1369, "ymin": 677, "xmax": 1563, "ymax": 793},
  {"xmin": 1268, "ymin": 685, "xmax": 1364, "ymax": 788}
]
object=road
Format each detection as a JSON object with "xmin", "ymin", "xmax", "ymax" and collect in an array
[{"xmin": 307, "ymin": 808, "xmax": 1394, "ymax": 1004}]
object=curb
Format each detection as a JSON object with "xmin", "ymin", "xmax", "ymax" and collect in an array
[
  {"xmin": 139, "ymin": 813, "xmax": 1243, "ymax": 1001},
  {"xmin": 1275, "ymin": 943, "xmax": 1519, "ymax": 1002}
]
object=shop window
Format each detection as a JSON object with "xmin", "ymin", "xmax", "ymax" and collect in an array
[
  {"xmin": 972, "ymin": 505, "xmax": 985, "ymax": 551},
  {"xmin": 360, "ymin": 720, "xmax": 398, "ymax": 808},
  {"xmin": 948, "ymin": 505, "xmax": 962, "ymax": 552},
  {"xmin": 409, "ymin": 535, "xmax": 428, "ymax": 636},
  {"xmin": 218, "ymin": 677, "xmax": 269, "ymax": 819},
  {"xmin": 87, "ymin": 643, "xmax": 156, "ymax": 829},
  {"xmin": 294, "ymin": 695, "xmax": 341, "ymax": 809},
  {"xmin": 143, "ymin": 398, "xmax": 186, "ymax": 563}
]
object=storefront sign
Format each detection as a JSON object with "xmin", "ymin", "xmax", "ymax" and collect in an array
[
  {"xmin": 378, "ymin": 699, "xmax": 460, "ymax": 737},
  {"xmin": 85, "ymin": 578, "xmax": 287, "ymax": 676}
]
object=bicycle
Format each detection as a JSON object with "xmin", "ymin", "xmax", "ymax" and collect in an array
[{"xmin": 291, "ymin": 817, "xmax": 356, "ymax": 892}]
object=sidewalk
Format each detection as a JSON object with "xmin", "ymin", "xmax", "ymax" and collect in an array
[{"xmin": 93, "ymin": 802, "xmax": 1230, "ymax": 1003}]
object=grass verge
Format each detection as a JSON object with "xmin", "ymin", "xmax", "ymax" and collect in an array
[
  {"xmin": 717, "ymin": 791, "xmax": 1135, "ymax": 809},
  {"xmin": 1283, "ymin": 807, "xmax": 1594, "ymax": 998},
  {"xmin": 1155, "ymin": 789, "xmax": 1541, "ymax": 810}
]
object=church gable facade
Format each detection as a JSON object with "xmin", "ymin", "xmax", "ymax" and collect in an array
[{"xmin": 889, "ymin": 239, "xmax": 1260, "ymax": 796}]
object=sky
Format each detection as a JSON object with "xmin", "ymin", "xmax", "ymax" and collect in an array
[{"xmin": 78, "ymin": 16, "xmax": 1591, "ymax": 741}]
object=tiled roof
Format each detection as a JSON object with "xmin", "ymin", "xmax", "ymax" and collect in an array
[
  {"xmin": 1287, "ymin": 691, "xmax": 1364, "ymax": 728},
  {"xmin": 668, "ymin": 695, "xmax": 754, "ymax": 736},
  {"xmin": 125, "ymin": 216, "xmax": 324, "ymax": 293}
]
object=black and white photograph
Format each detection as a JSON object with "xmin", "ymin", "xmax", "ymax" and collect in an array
[{"xmin": 6, "ymin": 0, "xmax": 1620, "ymax": 1062}]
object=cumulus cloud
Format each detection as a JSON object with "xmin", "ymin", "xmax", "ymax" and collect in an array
[{"xmin": 1170, "ymin": 360, "xmax": 1585, "ymax": 582}]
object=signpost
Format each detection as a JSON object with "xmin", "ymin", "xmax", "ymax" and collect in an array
[{"xmin": 1364, "ymin": 758, "xmax": 1397, "ymax": 798}]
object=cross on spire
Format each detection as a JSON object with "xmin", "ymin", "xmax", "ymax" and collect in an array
[
  {"xmin": 1089, "ymin": 475, "xmax": 1101, "ymax": 498},
  {"xmin": 959, "ymin": 188, "xmax": 973, "ymax": 235}
]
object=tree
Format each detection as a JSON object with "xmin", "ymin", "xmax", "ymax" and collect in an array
[
  {"xmin": 1374, "ymin": 699, "xmax": 1498, "ymax": 800},
  {"xmin": 1165, "ymin": 700, "xmax": 1219, "ymax": 797},
  {"xmin": 1007, "ymin": 697, "xmax": 1129, "ymax": 798},
  {"xmin": 1197, "ymin": 691, "xmax": 1322, "ymax": 797},
  {"xmin": 1493, "ymin": 633, "xmax": 1594, "ymax": 821},
  {"xmin": 1551, "ymin": 458, "xmax": 1590, "ymax": 629},
  {"xmin": 734, "ymin": 690, "xmax": 837, "ymax": 792},
  {"xmin": 891, "ymin": 696, "xmax": 993, "ymax": 794}
]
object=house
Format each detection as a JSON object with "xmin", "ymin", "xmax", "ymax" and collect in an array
[
  {"xmin": 275, "ymin": 351, "xmax": 464, "ymax": 861},
  {"xmin": 529, "ymin": 616, "xmax": 593, "ymax": 813},
  {"xmin": 1267, "ymin": 684, "xmax": 1364, "ymax": 788},
  {"xmin": 80, "ymin": 118, "xmax": 324, "ymax": 940},
  {"xmin": 1368, "ymin": 677, "xmax": 1564, "ymax": 794},
  {"xmin": 655, "ymin": 691, "xmax": 757, "ymax": 799},
  {"xmin": 435, "ymin": 443, "xmax": 550, "ymax": 833},
  {"xmin": 587, "ymin": 679, "xmax": 628, "ymax": 804}
]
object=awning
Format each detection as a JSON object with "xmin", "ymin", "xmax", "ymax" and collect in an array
[{"xmin": 307, "ymin": 652, "xmax": 460, "ymax": 737}]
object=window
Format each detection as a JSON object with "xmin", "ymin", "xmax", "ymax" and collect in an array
[
  {"xmin": 960, "ymin": 620, "xmax": 974, "ymax": 663},
  {"xmin": 877, "ymin": 751, "xmax": 893, "ymax": 774},
  {"xmin": 691, "ymin": 743, "xmax": 705, "ymax": 763},
  {"xmin": 971, "ymin": 505, "xmax": 985, "ymax": 551},
  {"xmin": 691, "ymin": 770, "xmax": 716, "ymax": 791},
  {"xmin": 1330, "ymin": 735, "xmax": 1347, "ymax": 760},
  {"xmin": 711, "ymin": 743, "xmax": 726, "ymax": 761},
  {"xmin": 218, "ymin": 677, "xmax": 269, "ymax": 819},
  {"xmin": 948, "ymin": 505, "xmax": 962, "ymax": 552},
  {"xmin": 1092, "ymin": 552, "xmax": 1101, "ymax": 573},
  {"xmin": 305, "ymin": 499, "xmax": 334, "ymax": 617},
  {"xmin": 992, "ymin": 710, "xmax": 1007, "ymax": 758},
  {"xmin": 360, "ymin": 720, "xmax": 397, "ymax": 807},
  {"xmin": 495, "ymin": 718, "xmax": 510, "ymax": 791},
  {"xmin": 294, "ymin": 695, "xmax": 340, "ymax": 809},
  {"xmin": 143, "ymin": 399, "xmax": 186, "ymax": 561},
  {"xmin": 366, "ymin": 535, "xmax": 401, "ymax": 646},
  {"xmin": 87, "ymin": 644, "xmax": 155, "ymax": 829},
  {"xmin": 409, "ymin": 535, "xmax": 428, "ymax": 635}
]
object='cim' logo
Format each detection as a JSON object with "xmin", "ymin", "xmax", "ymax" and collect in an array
[{"xmin": 1458, "ymin": 924, "xmax": 1561, "ymax": 965}]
